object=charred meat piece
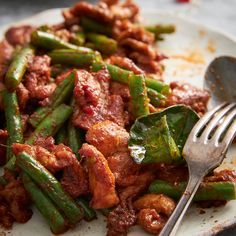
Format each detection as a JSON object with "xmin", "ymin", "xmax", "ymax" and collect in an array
[
  {"xmin": 5, "ymin": 25, "xmax": 34, "ymax": 46},
  {"xmin": 73, "ymin": 70, "xmax": 126, "ymax": 129},
  {"xmin": 166, "ymin": 82, "xmax": 210, "ymax": 115},
  {"xmin": 107, "ymin": 204, "xmax": 136, "ymax": 236},
  {"xmin": 25, "ymin": 55, "xmax": 56, "ymax": 100},
  {"xmin": 79, "ymin": 143, "xmax": 119, "ymax": 209}
]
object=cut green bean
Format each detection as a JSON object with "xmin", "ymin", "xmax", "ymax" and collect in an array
[
  {"xmin": 22, "ymin": 173, "xmax": 69, "ymax": 234},
  {"xmin": 0, "ymin": 176, "xmax": 7, "ymax": 186},
  {"xmin": 27, "ymin": 104, "xmax": 72, "ymax": 145},
  {"xmin": 49, "ymin": 49, "xmax": 101, "ymax": 67},
  {"xmin": 129, "ymin": 74, "xmax": 149, "ymax": 118},
  {"xmin": 81, "ymin": 17, "xmax": 112, "ymax": 36},
  {"xmin": 77, "ymin": 198, "xmax": 97, "ymax": 221},
  {"xmin": 3, "ymin": 90, "xmax": 23, "ymax": 161},
  {"xmin": 17, "ymin": 152, "xmax": 83, "ymax": 225},
  {"xmin": 29, "ymin": 71, "xmax": 75, "ymax": 127},
  {"xmin": 86, "ymin": 33, "xmax": 117, "ymax": 55},
  {"xmin": 99, "ymin": 208, "xmax": 112, "ymax": 216},
  {"xmin": 5, "ymin": 45, "xmax": 34, "ymax": 91},
  {"xmin": 55, "ymin": 125, "xmax": 68, "ymax": 145},
  {"xmin": 71, "ymin": 32, "xmax": 86, "ymax": 46},
  {"xmin": 147, "ymin": 88, "xmax": 167, "ymax": 107},
  {"xmin": 146, "ymin": 24, "xmax": 175, "ymax": 40},
  {"xmin": 92, "ymin": 62, "xmax": 170, "ymax": 95},
  {"xmin": 31, "ymin": 30, "xmax": 92, "ymax": 52},
  {"xmin": 149, "ymin": 180, "xmax": 236, "ymax": 201}
]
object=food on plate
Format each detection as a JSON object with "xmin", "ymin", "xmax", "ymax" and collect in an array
[{"xmin": 0, "ymin": 0, "xmax": 233, "ymax": 235}]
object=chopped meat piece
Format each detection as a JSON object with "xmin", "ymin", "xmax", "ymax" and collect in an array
[
  {"xmin": 108, "ymin": 152, "xmax": 140, "ymax": 187},
  {"xmin": 73, "ymin": 70, "xmax": 126, "ymax": 129},
  {"xmin": 133, "ymin": 193, "xmax": 176, "ymax": 217},
  {"xmin": 86, "ymin": 120, "xmax": 129, "ymax": 157},
  {"xmin": 0, "ymin": 40, "xmax": 13, "ymax": 82},
  {"xmin": 117, "ymin": 27, "xmax": 155, "ymax": 45},
  {"xmin": 0, "ymin": 178, "xmax": 32, "ymax": 223},
  {"xmin": 0, "ymin": 201, "xmax": 14, "ymax": 229},
  {"xmin": 79, "ymin": 144, "xmax": 119, "ymax": 209},
  {"xmin": 61, "ymin": 160, "xmax": 89, "ymax": 198},
  {"xmin": 74, "ymin": 70, "xmax": 101, "ymax": 107},
  {"xmin": 166, "ymin": 82, "xmax": 210, "ymax": 115},
  {"xmin": 107, "ymin": 204, "xmax": 136, "ymax": 236},
  {"xmin": 110, "ymin": 82, "xmax": 130, "ymax": 101},
  {"xmin": 109, "ymin": 55, "xmax": 144, "ymax": 74},
  {"xmin": 53, "ymin": 29, "xmax": 71, "ymax": 42},
  {"xmin": 5, "ymin": 25, "xmax": 34, "ymax": 46},
  {"xmin": 25, "ymin": 55, "xmax": 56, "ymax": 100},
  {"xmin": 0, "ymin": 130, "xmax": 8, "ymax": 166},
  {"xmin": 137, "ymin": 208, "xmax": 165, "ymax": 234},
  {"xmin": 100, "ymin": 0, "xmax": 119, "ymax": 6},
  {"xmin": 16, "ymin": 83, "xmax": 30, "ymax": 110},
  {"xmin": 119, "ymin": 171, "xmax": 155, "ymax": 201},
  {"xmin": 13, "ymin": 142, "xmax": 89, "ymax": 198},
  {"xmin": 205, "ymin": 170, "xmax": 236, "ymax": 182},
  {"xmin": 111, "ymin": 0, "xmax": 139, "ymax": 22},
  {"xmin": 70, "ymin": 1, "xmax": 113, "ymax": 24}
]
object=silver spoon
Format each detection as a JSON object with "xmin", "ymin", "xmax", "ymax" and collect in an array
[{"xmin": 204, "ymin": 56, "xmax": 236, "ymax": 108}]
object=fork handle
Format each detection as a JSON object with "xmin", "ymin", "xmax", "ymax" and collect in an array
[{"xmin": 159, "ymin": 174, "xmax": 204, "ymax": 236}]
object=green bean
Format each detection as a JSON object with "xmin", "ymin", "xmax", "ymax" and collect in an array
[
  {"xmin": 71, "ymin": 32, "xmax": 86, "ymax": 46},
  {"xmin": 0, "ymin": 176, "xmax": 7, "ymax": 186},
  {"xmin": 4, "ymin": 156, "xmax": 16, "ymax": 172},
  {"xmin": 99, "ymin": 208, "xmax": 112, "ymax": 216},
  {"xmin": 49, "ymin": 49, "xmax": 101, "ymax": 67},
  {"xmin": 149, "ymin": 180, "xmax": 236, "ymax": 201},
  {"xmin": 129, "ymin": 74, "xmax": 149, "ymax": 118},
  {"xmin": 22, "ymin": 173, "xmax": 69, "ymax": 234},
  {"xmin": 31, "ymin": 30, "xmax": 92, "ymax": 52},
  {"xmin": 147, "ymin": 88, "xmax": 167, "ymax": 107},
  {"xmin": 27, "ymin": 104, "xmax": 72, "ymax": 145},
  {"xmin": 146, "ymin": 24, "xmax": 175, "ymax": 40},
  {"xmin": 86, "ymin": 33, "xmax": 117, "ymax": 55},
  {"xmin": 55, "ymin": 125, "xmax": 68, "ymax": 145},
  {"xmin": 17, "ymin": 152, "xmax": 84, "ymax": 225},
  {"xmin": 29, "ymin": 71, "xmax": 75, "ymax": 128},
  {"xmin": 92, "ymin": 62, "xmax": 170, "ymax": 95},
  {"xmin": 76, "ymin": 198, "xmax": 97, "ymax": 221},
  {"xmin": 5, "ymin": 45, "xmax": 34, "ymax": 91},
  {"xmin": 3, "ymin": 90, "xmax": 23, "ymax": 161},
  {"xmin": 81, "ymin": 17, "xmax": 112, "ymax": 36}
]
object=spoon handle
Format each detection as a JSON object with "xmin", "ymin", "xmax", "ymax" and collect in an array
[{"xmin": 159, "ymin": 174, "xmax": 204, "ymax": 236}]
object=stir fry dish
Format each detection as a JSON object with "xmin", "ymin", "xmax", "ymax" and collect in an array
[{"xmin": 0, "ymin": 0, "xmax": 235, "ymax": 235}]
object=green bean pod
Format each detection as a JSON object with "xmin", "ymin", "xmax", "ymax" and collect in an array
[
  {"xmin": 147, "ymin": 88, "xmax": 167, "ymax": 107},
  {"xmin": 76, "ymin": 198, "xmax": 97, "ymax": 221},
  {"xmin": 86, "ymin": 33, "xmax": 117, "ymax": 55},
  {"xmin": 145, "ymin": 78, "xmax": 170, "ymax": 95},
  {"xmin": 149, "ymin": 180, "xmax": 236, "ymax": 201},
  {"xmin": 22, "ymin": 173, "xmax": 69, "ymax": 234},
  {"xmin": 49, "ymin": 49, "xmax": 101, "ymax": 67},
  {"xmin": 145, "ymin": 24, "xmax": 175, "ymax": 40},
  {"xmin": 71, "ymin": 32, "xmax": 86, "ymax": 46},
  {"xmin": 81, "ymin": 17, "xmax": 112, "ymax": 36},
  {"xmin": 27, "ymin": 104, "xmax": 73, "ymax": 145},
  {"xmin": 129, "ymin": 74, "xmax": 149, "ymax": 118},
  {"xmin": 29, "ymin": 71, "xmax": 75, "ymax": 128},
  {"xmin": 5, "ymin": 45, "xmax": 34, "ymax": 91},
  {"xmin": 17, "ymin": 152, "xmax": 84, "ymax": 225},
  {"xmin": 55, "ymin": 125, "xmax": 68, "ymax": 145},
  {"xmin": 31, "ymin": 30, "xmax": 92, "ymax": 52},
  {"xmin": 3, "ymin": 90, "xmax": 23, "ymax": 161}
]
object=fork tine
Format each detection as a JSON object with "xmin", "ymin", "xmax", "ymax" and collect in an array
[
  {"xmin": 212, "ymin": 107, "xmax": 236, "ymax": 144},
  {"xmin": 188, "ymin": 102, "xmax": 228, "ymax": 141},
  {"xmin": 200, "ymin": 103, "xmax": 236, "ymax": 143},
  {"xmin": 220, "ymin": 118, "xmax": 236, "ymax": 149}
]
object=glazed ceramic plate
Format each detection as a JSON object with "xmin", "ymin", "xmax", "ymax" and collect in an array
[{"xmin": 1, "ymin": 9, "xmax": 236, "ymax": 236}]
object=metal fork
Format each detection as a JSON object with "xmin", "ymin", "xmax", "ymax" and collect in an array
[{"xmin": 159, "ymin": 102, "xmax": 236, "ymax": 236}]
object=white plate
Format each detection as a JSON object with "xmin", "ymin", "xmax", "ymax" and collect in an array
[{"xmin": 1, "ymin": 9, "xmax": 236, "ymax": 236}]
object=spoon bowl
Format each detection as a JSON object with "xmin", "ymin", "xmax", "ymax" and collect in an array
[{"xmin": 204, "ymin": 56, "xmax": 236, "ymax": 108}]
